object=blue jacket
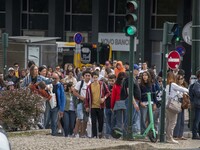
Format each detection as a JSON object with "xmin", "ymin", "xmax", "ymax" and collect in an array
[
  {"xmin": 54, "ymin": 82, "xmax": 66, "ymax": 112},
  {"xmin": 140, "ymin": 83, "xmax": 157, "ymax": 104},
  {"xmin": 21, "ymin": 75, "xmax": 52, "ymax": 88}
]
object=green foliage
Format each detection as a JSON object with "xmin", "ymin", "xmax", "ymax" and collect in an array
[{"xmin": 0, "ymin": 89, "xmax": 44, "ymax": 131}]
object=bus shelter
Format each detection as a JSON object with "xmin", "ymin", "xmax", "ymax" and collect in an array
[{"xmin": 0, "ymin": 36, "xmax": 59, "ymax": 73}]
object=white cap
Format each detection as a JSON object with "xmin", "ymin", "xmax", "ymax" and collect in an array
[
  {"xmin": 8, "ymin": 67, "xmax": 14, "ymax": 71},
  {"xmin": 95, "ymin": 67, "xmax": 100, "ymax": 71}
]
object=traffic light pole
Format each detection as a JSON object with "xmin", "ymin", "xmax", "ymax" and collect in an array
[
  {"xmin": 160, "ymin": 22, "xmax": 168, "ymax": 142},
  {"xmin": 124, "ymin": 35, "xmax": 135, "ymax": 140}
]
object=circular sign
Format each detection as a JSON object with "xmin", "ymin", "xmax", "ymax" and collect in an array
[
  {"xmin": 167, "ymin": 51, "xmax": 181, "ymax": 70},
  {"xmin": 74, "ymin": 32, "xmax": 83, "ymax": 44},
  {"xmin": 182, "ymin": 21, "xmax": 192, "ymax": 45},
  {"xmin": 176, "ymin": 46, "xmax": 186, "ymax": 56}
]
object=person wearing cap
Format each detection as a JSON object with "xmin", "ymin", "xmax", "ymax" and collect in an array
[
  {"xmin": 6, "ymin": 81, "xmax": 15, "ymax": 90},
  {"xmin": 4, "ymin": 67, "xmax": 19, "ymax": 87}
]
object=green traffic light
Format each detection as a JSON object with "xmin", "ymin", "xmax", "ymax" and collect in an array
[
  {"xmin": 126, "ymin": 26, "xmax": 136, "ymax": 36},
  {"xmin": 176, "ymin": 36, "xmax": 180, "ymax": 42}
]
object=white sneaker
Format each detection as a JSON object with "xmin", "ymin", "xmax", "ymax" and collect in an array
[
  {"xmin": 167, "ymin": 139, "xmax": 179, "ymax": 144},
  {"xmin": 58, "ymin": 129, "xmax": 62, "ymax": 134}
]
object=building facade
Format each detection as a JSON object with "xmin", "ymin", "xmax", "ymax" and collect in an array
[{"xmin": 0, "ymin": 0, "xmax": 192, "ymax": 78}]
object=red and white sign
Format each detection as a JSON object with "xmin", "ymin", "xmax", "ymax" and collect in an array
[{"xmin": 167, "ymin": 51, "xmax": 181, "ymax": 70}]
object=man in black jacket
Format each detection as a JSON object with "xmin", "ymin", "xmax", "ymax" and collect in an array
[{"xmin": 120, "ymin": 64, "xmax": 141, "ymax": 134}]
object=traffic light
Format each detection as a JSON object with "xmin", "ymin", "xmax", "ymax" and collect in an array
[
  {"xmin": 124, "ymin": 0, "xmax": 138, "ymax": 36},
  {"xmin": 163, "ymin": 22, "xmax": 180, "ymax": 45}
]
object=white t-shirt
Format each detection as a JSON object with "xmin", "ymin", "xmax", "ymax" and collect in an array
[{"xmin": 75, "ymin": 80, "xmax": 91, "ymax": 98}]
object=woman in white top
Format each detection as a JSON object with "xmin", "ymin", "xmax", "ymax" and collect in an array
[{"xmin": 165, "ymin": 72, "xmax": 188, "ymax": 144}]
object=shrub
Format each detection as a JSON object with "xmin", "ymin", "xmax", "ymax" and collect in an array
[{"xmin": 0, "ymin": 89, "xmax": 44, "ymax": 131}]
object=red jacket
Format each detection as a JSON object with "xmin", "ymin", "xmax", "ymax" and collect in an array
[
  {"xmin": 85, "ymin": 81, "xmax": 110, "ymax": 109},
  {"xmin": 111, "ymin": 84, "xmax": 121, "ymax": 109}
]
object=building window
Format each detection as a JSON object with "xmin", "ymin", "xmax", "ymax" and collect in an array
[
  {"xmin": 29, "ymin": 0, "xmax": 48, "ymax": 13},
  {"xmin": 108, "ymin": 0, "xmax": 126, "ymax": 32},
  {"xmin": 65, "ymin": 0, "xmax": 92, "ymax": 32},
  {"xmin": 151, "ymin": 0, "xmax": 178, "ymax": 29},
  {"xmin": 72, "ymin": 0, "xmax": 92, "ymax": 14},
  {"xmin": 0, "ymin": 0, "xmax": 5, "ymax": 28},
  {"xmin": 21, "ymin": 0, "xmax": 48, "ymax": 30}
]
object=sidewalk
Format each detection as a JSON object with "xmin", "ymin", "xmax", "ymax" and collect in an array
[{"xmin": 8, "ymin": 130, "xmax": 200, "ymax": 150}]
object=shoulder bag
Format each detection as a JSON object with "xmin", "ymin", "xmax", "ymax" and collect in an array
[{"xmin": 166, "ymin": 83, "xmax": 182, "ymax": 113}]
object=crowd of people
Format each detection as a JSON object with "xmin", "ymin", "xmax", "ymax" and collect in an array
[{"xmin": 0, "ymin": 60, "xmax": 200, "ymax": 144}]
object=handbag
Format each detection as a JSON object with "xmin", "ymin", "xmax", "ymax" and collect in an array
[
  {"xmin": 181, "ymin": 93, "xmax": 190, "ymax": 109},
  {"xmin": 48, "ymin": 85, "xmax": 57, "ymax": 109},
  {"xmin": 166, "ymin": 83, "xmax": 182, "ymax": 113},
  {"xmin": 113, "ymin": 100, "xmax": 126, "ymax": 111},
  {"xmin": 166, "ymin": 98, "xmax": 182, "ymax": 113}
]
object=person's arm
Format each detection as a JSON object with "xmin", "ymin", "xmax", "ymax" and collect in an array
[
  {"xmin": 172, "ymin": 82, "xmax": 189, "ymax": 93},
  {"xmin": 111, "ymin": 85, "xmax": 116, "ymax": 109}
]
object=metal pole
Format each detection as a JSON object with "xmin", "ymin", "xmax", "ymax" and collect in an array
[
  {"xmin": 190, "ymin": 0, "xmax": 200, "ymax": 131},
  {"xmin": 160, "ymin": 22, "xmax": 168, "ymax": 142},
  {"xmin": 137, "ymin": 0, "xmax": 144, "ymax": 63},
  {"xmin": 2, "ymin": 33, "xmax": 8, "ymax": 77},
  {"xmin": 125, "ymin": 35, "xmax": 135, "ymax": 140}
]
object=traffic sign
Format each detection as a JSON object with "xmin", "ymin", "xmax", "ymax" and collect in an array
[
  {"xmin": 167, "ymin": 51, "xmax": 181, "ymax": 70},
  {"xmin": 182, "ymin": 21, "xmax": 192, "ymax": 45},
  {"xmin": 176, "ymin": 46, "xmax": 186, "ymax": 56},
  {"xmin": 74, "ymin": 32, "xmax": 83, "ymax": 44}
]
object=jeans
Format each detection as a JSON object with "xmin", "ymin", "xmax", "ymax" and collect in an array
[
  {"xmin": 192, "ymin": 107, "xmax": 200, "ymax": 137},
  {"xmin": 63, "ymin": 110, "xmax": 76, "ymax": 137},
  {"xmin": 124, "ymin": 98, "xmax": 140, "ymax": 134},
  {"xmin": 154, "ymin": 107, "xmax": 161, "ymax": 132},
  {"xmin": 140, "ymin": 106, "xmax": 148, "ymax": 134},
  {"xmin": 115, "ymin": 109, "xmax": 125, "ymax": 129},
  {"xmin": 91, "ymin": 108, "xmax": 104, "ymax": 137},
  {"xmin": 44, "ymin": 101, "xmax": 51, "ymax": 129},
  {"xmin": 104, "ymin": 108, "xmax": 114, "ymax": 135},
  {"xmin": 173, "ymin": 109, "xmax": 184, "ymax": 137},
  {"xmin": 50, "ymin": 107, "xmax": 59, "ymax": 136}
]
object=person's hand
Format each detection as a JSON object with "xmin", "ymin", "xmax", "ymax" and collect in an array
[
  {"xmin": 100, "ymin": 98, "xmax": 105, "ymax": 104},
  {"xmin": 79, "ymin": 96, "xmax": 85, "ymax": 101},
  {"xmin": 153, "ymin": 104, "xmax": 157, "ymax": 111},
  {"xmin": 133, "ymin": 102, "xmax": 140, "ymax": 111},
  {"xmin": 59, "ymin": 112, "xmax": 64, "ymax": 118},
  {"xmin": 140, "ymin": 102, "xmax": 146, "ymax": 108},
  {"xmin": 86, "ymin": 108, "xmax": 90, "ymax": 112}
]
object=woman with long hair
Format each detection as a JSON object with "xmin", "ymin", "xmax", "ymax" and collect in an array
[
  {"xmin": 139, "ymin": 71, "xmax": 157, "ymax": 134},
  {"xmin": 173, "ymin": 74, "xmax": 188, "ymax": 140},
  {"xmin": 165, "ymin": 71, "xmax": 188, "ymax": 144}
]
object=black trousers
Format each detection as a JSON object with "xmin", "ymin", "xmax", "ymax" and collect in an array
[{"xmin": 91, "ymin": 108, "xmax": 104, "ymax": 137}]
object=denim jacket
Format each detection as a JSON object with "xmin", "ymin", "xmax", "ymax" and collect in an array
[{"xmin": 21, "ymin": 75, "xmax": 52, "ymax": 88}]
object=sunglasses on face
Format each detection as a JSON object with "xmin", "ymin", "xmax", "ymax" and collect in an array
[{"xmin": 178, "ymin": 78, "xmax": 184, "ymax": 80}]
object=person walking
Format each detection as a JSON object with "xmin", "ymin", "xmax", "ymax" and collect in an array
[
  {"xmin": 50, "ymin": 72, "xmax": 66, "ymax": 136},
  {"xmin": 85, "ymin": 71, "xmax": 110, "ymax": 138}
]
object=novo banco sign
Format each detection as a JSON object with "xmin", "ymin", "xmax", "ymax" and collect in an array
[{"xmin": 98, "ymin": 33, "xmax": 130, "ymax": 51}]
